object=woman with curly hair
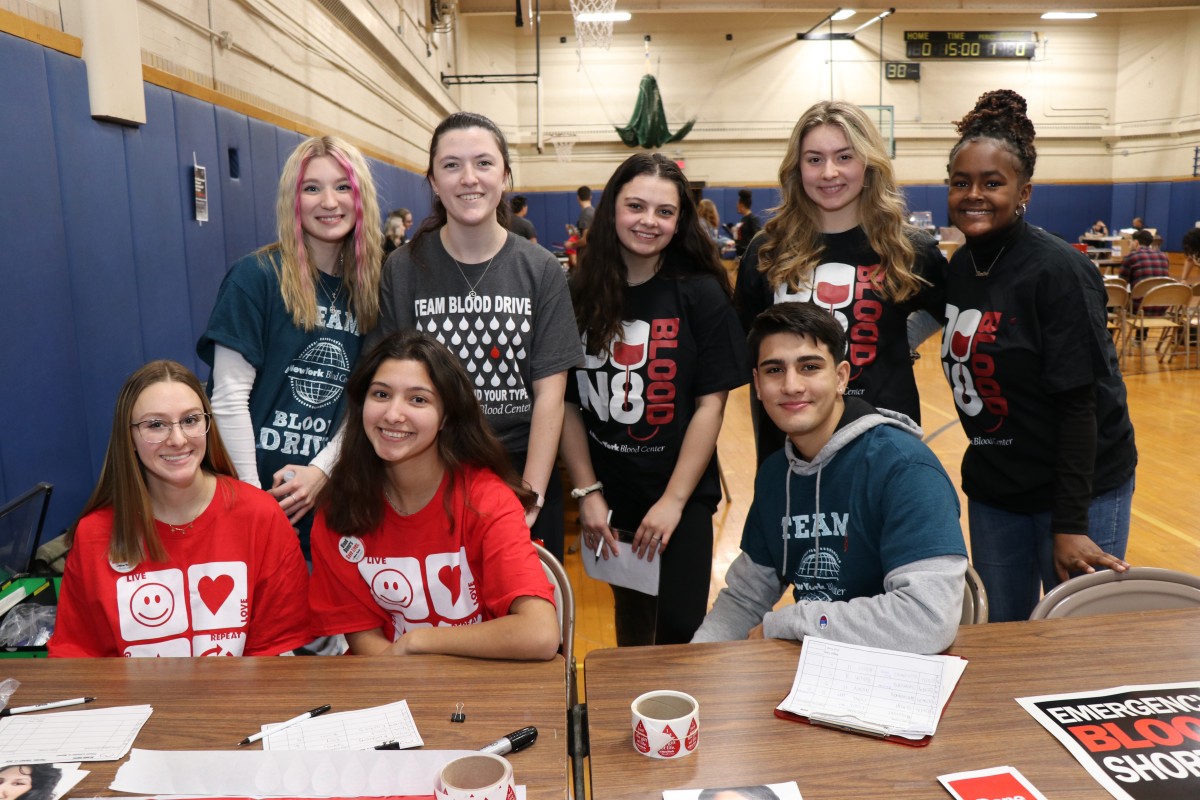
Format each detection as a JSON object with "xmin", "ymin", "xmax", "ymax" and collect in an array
[
  {"xmin": 734, "ymin": 100, "xmax": 946, "ymax": 464},
  {"xmin": 943, "ymin": 89, "xmax": 1136, "ymax": 622},
  {"xmin": 0, "ymin": 764, "xmax": 62, "ymax": 800},
  {"xmin": 561, "ymin": 153, "xmax": 748, "ymax": 646},
  {"xmin": 308, "ymin": 332, "xmax": 559, "ymax": 660},
  {"xmin": 198, "ymin": 135, "xmax": 383, "ymax": 556}
]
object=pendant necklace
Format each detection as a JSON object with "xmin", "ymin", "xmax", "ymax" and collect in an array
[
  {"xmin": 318, "ymin": 251, "xmax": 345, "ymax": 310},
  {"xmin": 164, "ymin": 495, "xmax": 207, "ymax": 535},
  {"xmin": 969, "ymin": 246, "xmax": 1006, "ymax": 278},
  {"xmin": 383, "ymin": 485, "xmax": 410, "ymax": 516},
  {"xmin": 450, "ymin": 251, "xmax": 497, "ymax": 298},
  {"xmin": 626, "ymin": 256, "xmax": 664, "ymax": 287}
]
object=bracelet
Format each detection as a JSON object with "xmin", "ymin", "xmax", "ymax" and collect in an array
[
  {"xmin": 533, "ymin": 491, "xmax": 545, "ymax": 509},
  {"xmin": 570, "ymin": 481, "xmax": 603, "ymax": 499}
]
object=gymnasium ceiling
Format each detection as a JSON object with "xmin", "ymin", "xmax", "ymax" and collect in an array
[{"xmin": 457, "ymin": 1, "xmax": 1199, "ymax": 13}]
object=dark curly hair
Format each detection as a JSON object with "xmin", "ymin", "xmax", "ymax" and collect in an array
[
  {"xmin": 948, "ymin": 89, "xmax": 1038, "ymax": 183},
  {"xmin": 0, "ymin": 764, "xmax": 63, "ymax": 800}
]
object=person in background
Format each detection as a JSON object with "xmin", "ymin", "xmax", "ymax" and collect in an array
[
  {"xmin": 576, "ymin": 185, "xmax": 595, "ymax": 235},
  {"xmin": 692, "ymin": 303, "xmax": 966, "ymax": 654},
  {"xmin": 1120, "ymin": 229, "xmax": 1171, "ymax": 289},
  {"xmin": 734, "ymin": 100, "xmax": 946, "ymax": 465},
  {"xmin": 562, "ymin": 153, "xmax": 749, "ymax": 646},
  {"xmin": 198, "ymin": 135, "xmax": 383, "ymax": 557},
  {"xmin": 943, "ymin": 89, "xmax": 1136, "ymax": 623},
  {"xmin": 734, "ymin": 188, "xmax": 761, "ymax": 257},
  {"xmin": 698, "ymin": 198, "xmax": 735, "ymax": 258},
  {"xmin": 370, "ymin": 112, "xmax": 581, "ymax": 561},
  {"xmin": 309, "ymin": 332, "xmax": 559, "ymax": 660},
  {"xmin": 1181, "ymin": 227, "xmax": 1200, "ymax": 283},
  {"xmin": 1132, "ymin": 216, "xmax": 1146, "ymax": 231},
  {"xmin": 508, "ymin": 194, "xmax": 538, "ymax": 243},
  {"xmin": 49, "ymin": 361, "xmax": 310, "ymax": 658},
  {"xmin": 1087, "ymin": 219, "xmax": 1108, "ymax": 236},
  {"xmin": 384, "ymin": 207, "xmax": 412, "ymax": 256}
]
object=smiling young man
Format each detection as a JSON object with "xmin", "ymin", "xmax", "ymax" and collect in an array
[{"xmin": 692, "ymin": 302, "xmax": 967, "ymax": 654}]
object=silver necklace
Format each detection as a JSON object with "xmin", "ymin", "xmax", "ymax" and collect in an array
[
  {"xmin": 969, "ymin": 246, "xmax": 1006, "ymax": 278},
  {"xmin": 449, "ymin": 251, "xmax": 498, "ymax": 298},
  {"xmin": 383, "ymin": 485, "xmax": 410, "ymax": 516},
  {"xmin": 164, "ymin": 495, "xmax": 207, "ymax": 535},
  {"xmin": 318, "ymin": 251, "xmax": 344, "ymax": 309}
]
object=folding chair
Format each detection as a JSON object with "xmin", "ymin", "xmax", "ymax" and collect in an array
[
  {"xmin": 1030, "ymin": 567, "xmax": 1200, "ymax": 620},
  {"xmin": 1122, "ymin": 282, "xmax": 1191, "ymax": 371},
  {"xmin": 960, "ymin": 563, "xmax": 989, "ymax": 625}
]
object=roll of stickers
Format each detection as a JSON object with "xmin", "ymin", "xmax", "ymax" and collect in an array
[
  {"xmin": 631, "ymin": 690, "xmax": 700, "ymax": 759},
  {"xmin": 434, "ymin": 753, "xmax": 516, "ymax": 800}
]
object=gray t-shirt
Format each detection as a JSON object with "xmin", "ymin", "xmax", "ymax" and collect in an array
[
  {"xmin": 576, "ymin": 205, "xmax": 595, "ymax": 234},
  {"xmin": 374, "ymin": 232, "xmax": 582, "ymax": 451}
]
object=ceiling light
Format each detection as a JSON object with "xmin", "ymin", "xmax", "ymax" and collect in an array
[
  {"xmin": 1041, "ymin": 12, "xmax": 1097, "ymax": 19},
  {"xmin": 852, "ymin": 8, "xmax": 893, "ymax": 33},
  {"xmin": 831, "ymin": 9, "xmax": 856, "ymax": 21},
  {"xmin": 577, "ymin": 11, "xmax": 632, "ymax": 22}
]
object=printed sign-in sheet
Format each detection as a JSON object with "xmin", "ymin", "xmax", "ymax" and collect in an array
[
  {"xmin": 263, "ymin": 700, "xmax": 423, "ymax": 751},
  {"xmin": 0, "ymin": 705, "xmax": 153, "ymax": 763}
]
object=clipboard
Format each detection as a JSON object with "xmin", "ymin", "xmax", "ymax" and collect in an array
[{"xmin": 774, "ymin": 640, "xmax": 966, "ymax": 747}]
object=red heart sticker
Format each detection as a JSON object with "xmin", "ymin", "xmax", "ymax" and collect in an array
[
  {"xmin": 633, "ymin": 720, "xmax": 650, "ymax": 753},
  {"xmin": 657, "ymin": 724, "xmax": 680, "ymax": 757},
  {"xmin": 198, "ymin": 574, "xmax": 234, "ymax": 614},
  {"xmin": 684, "ymin": 718, "xmax": 699, "ymax": 751}
]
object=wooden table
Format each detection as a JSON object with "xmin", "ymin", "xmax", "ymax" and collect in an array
[
  {"xmin": 0, "ymin": 655, "xmax": 568, "ymax": 798},
  {"xmin": 584, "ymin": 608, "xmax": 1200, "ymax": 799}
]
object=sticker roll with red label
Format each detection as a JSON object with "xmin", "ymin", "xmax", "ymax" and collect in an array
[{"xmin": 630, "ymin": 690, "xmax": 700, "ymax": 760}]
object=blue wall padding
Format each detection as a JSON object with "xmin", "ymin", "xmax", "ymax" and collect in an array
[
  {"xmin": 3, "ymin": 28, "xmax": 1200, "ymax": 538},
  {"xmin": 0, "ymin": 38, "xmax": 93, "ymax": 534}
]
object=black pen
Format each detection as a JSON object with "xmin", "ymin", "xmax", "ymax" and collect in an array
[
  {"xmin": 479, "ymin": 726, "xmax": 537, "ymax": 755},
  {"xmin": 1, "ymin": 697, "xmax": 95, "ymax": 717},
  {"xmin": 238, "ymin": 704, "xmax": 331, "ymax": 746},
  {"xmin": 375, "ymin": 740, "xmax": 401, "ymax": 750}
]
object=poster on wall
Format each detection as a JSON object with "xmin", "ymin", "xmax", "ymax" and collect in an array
[
  {"xmin": 1017, "ymin": 682, "xmax": 1200, "ymax": 800},
  {"xmin": 193, "ymin": 154, "xmax": 208, "ymax": 223}
]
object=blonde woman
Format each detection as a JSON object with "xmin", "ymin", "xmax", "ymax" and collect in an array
[
  {"xmin": 734, "ymin": 100, "xmax": 946, "ymax": 464},
  {"xmin": 199, "ymin": 136, "xmax": 382, "ymax": 555}
]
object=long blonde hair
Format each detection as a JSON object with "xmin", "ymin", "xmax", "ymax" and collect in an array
[
  {"xmin": 759, "ymin": 101, "xmax": 924, "ymax": 302},
  {"xmin": 70, "ymin": 361, "xmax": 237, "ymax": 565},
  {"xmin": 271, "ymin": 135, "xmax": 383, "ymax": 331}
]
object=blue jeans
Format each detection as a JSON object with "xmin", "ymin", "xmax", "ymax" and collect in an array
[{"xmin": 967, "ymin": 475, "xmax": 1135, "ymax": 623}]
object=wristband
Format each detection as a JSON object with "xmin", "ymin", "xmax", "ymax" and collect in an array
[
  {"xmin": 570, "ymin": 481, "xmax": 603, "ymax": 499},
  {"xmin": 533, "ymin": 491, "xmax": 545, "ymax": 509}
]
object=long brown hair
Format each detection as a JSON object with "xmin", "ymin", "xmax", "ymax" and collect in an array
[
  {"xmin": 69, "ymin": 361, "xmax": 236, "ymax": 564},
  {"xmin": 270, "ymin": 135, "xmax": 383, "ymax": 331},
  {"xmin": 574, "ymin": 153, "xmax": 729, "ymax": 355},
  {"xmin": 319, "ymin": 331, "xmax": 532, "ymax": 536},
  {"xmin": 758, "ymin": 101, "xmax": 925, "ymax": 302}
]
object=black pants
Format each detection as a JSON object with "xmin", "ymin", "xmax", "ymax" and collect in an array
[
  {"xmin": 508, "ymin": 450, "xmax": 565, "ymax": 561},
  {"xmin": 611, "ymin": 500, "xmax": 714, "ymax": 646}
]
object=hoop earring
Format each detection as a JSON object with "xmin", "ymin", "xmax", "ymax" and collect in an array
[{"xmin": 1017, "ymin": 203, "xmax": 1027, "ymax": 217}]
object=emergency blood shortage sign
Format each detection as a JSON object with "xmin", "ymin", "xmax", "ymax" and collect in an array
[{"xmin": 1018, "ymin": 683, "xmax": 1200, "ymax": 800}]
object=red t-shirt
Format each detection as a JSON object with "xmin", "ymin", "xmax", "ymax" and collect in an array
[
  {"xmin": 309, "ymin": 466, "xmax": 555, "ymax": 641},
  {"xmin": 49, "ymin": 477, "xmax": 311, "ymax": 657}
]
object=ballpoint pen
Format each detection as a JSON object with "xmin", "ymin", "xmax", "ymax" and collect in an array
[
  {"xmin": 479, "ymin": 726, "xmax": 537, "ymax": 756},
  {"xmin": 238, "ymin": 704, "xmax": 331, "ymax": 746},
  {"xmin": 1, "ymin": 697, "xmax": 95, "ymax": 717}
]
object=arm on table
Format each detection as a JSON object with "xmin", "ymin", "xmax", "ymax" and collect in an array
[
  {"xmin": 346, "ymin": 596, "xmax": 560, "ymax": 661},
  {"xmin": 692, "ymin": 552, "xmax": 786, "ymax": 643}
]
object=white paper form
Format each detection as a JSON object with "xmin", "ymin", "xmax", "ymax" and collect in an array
[
  {"xmin": 263, "ymin": 700, "xmax": 422, "ymax": 751},
  {"xmin": 778, "ymin": 639, "xmax": 966, "ymax": 739},
  {"xmin": 0, "ymin": 705, "xmax": 153, "ymax": 763},
  {"xmin": 582, "ymin": 538, "xmax": 661, "ymax": 596},
  {"xmin": 111, "ymin": 748, "xmax": 476, "ymax": 796}
]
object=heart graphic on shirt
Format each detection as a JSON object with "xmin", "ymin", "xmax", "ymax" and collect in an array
[
  {"xmin": 198, "ymin": 574, "xmax": 234, "ymax": 614},
  {"xmin": 438, "ymin": 564, "xmax": 462, "ymax": 604}
]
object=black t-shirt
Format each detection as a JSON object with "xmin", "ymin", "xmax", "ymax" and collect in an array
[
  {"xmin": 735, "ymin": 213, "xmax": 762, "ymax": 256},
  {"xmin": 735, "ymin": 226, "xmax": 946, "ymax": 461},
  {"xmin": 566, "ymin": 270, "xmax": 749, "ymax": 519},
  {"xmin": 940, "ymin": 221, "xmax": 1136, "ymax": 518}
]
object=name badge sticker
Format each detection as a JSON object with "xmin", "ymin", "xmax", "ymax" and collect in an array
[{"xmin": 339, "ymin": 536, "xmax": 365, "ymax": 564}]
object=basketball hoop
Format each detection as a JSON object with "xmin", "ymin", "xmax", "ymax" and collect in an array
[
  {"xmin": 570, "ymin": 0, "xmax": 617, "ymax": 51},
  {"xmin": 549, "ymin": 135, "xmax": 577, "ymax": 163}
]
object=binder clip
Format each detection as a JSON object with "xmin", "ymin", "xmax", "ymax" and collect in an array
[{"xmin": 450, "ymin": 702, "xmax": 466, "ymax": 723}]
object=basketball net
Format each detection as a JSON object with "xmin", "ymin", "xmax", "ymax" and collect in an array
[
  {"xmin": 570, "ymin": 0, "xmax": 617, "ymax": 52},
  {"xmin": 550, "ymin": 135, "xmax": 576, "ymax": 163}
]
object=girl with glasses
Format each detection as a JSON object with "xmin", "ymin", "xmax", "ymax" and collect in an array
[
  {"xmin": 48, "ymin": 361, "xmax": 310, "ymax": 657},
  {"xmin": 198, "ymin": 136, "xmax": 383, "ymax": 556},
  {"xmin": 308, "ymin": 332, "xmax": 559, "ymax": 659}
]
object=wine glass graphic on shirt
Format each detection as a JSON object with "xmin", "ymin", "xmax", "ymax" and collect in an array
[
  {"xmin": 607, "ymin": 320, "xmax": 650, "ymax": 425},
  {"xmin": 774, "ymin": 262, "xmax": 856, "ymax": 330},
  {"xmin": 942, "ymin": 304, "xmax": 984, "ymax": 416}
]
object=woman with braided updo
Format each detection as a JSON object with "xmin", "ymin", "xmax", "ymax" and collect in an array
[{"xmin": 942, "ymin": 89, "xmax": 1137, "ymax": 622}]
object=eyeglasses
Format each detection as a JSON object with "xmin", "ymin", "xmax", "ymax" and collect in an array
[{"xmin": 130, "ymin": 413, "xmax": 212, "ymax": 443}]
